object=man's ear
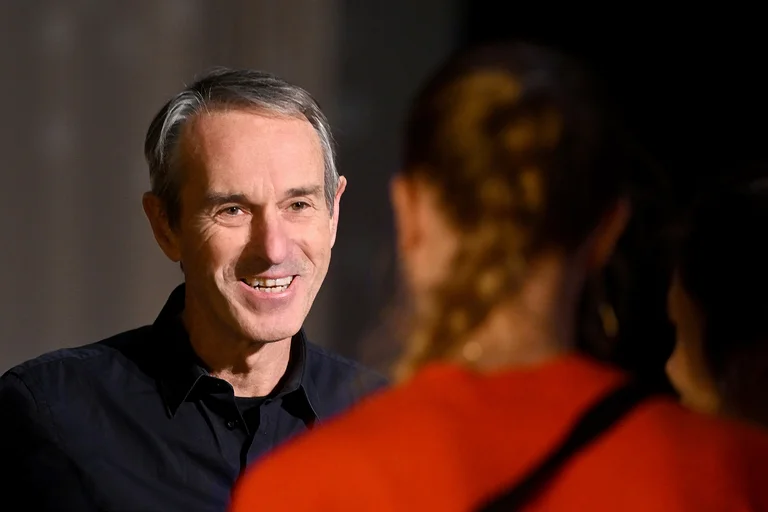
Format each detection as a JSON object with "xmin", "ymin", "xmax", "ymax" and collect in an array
[
  {"xmin": 329, "ymin": 176, "xmax": 347, "ymax": 248},
  {"xmin": 586, "ymin": 198, "xmax": 631, "ymax": 272},
  {"xmin": 142, "ymin": 192, "xmax": 182, "ymax": 262}
]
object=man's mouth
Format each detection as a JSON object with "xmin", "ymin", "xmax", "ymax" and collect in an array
[{"xmin": 240, "ymin": 276, "xmax": 295, "ymax": 293}]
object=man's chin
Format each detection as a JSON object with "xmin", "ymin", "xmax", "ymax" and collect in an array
[
  {"xmin": 242, "ymin": 331, "xmax": 298, "ymax": 344},
  {"xmin": 234, "ymin": 314, "xmax": 303, "ymax": 344},
  {"xmin": 225, "ymin": 286, "xmax": 309, "ymax": 342}
]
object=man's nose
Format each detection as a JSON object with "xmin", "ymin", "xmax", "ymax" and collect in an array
[{"xmin": 247, "ymin": 210, "xmax": 289, "ymax": 266}]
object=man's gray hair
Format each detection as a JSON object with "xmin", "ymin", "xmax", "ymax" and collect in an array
[{"xmin": 144, "ymin": 68, "xmax": 338, "ymax": 227}]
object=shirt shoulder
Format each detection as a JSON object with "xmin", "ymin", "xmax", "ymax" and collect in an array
[
  {"xmin": 628, "ymin": 398, "xmax": 768, "ymax": 472},
  {"xmin": 1, "ymin": 326, "xmax": 155, "ymax": 400},
  {"xmin": 534, "ymin": 398, "xmax": 768, "ymax": 510},
  {"xmin": 304, "ymin": 342, "xmax": 389, "ymax": 410}
]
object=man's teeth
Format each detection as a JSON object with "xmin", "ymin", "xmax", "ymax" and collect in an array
[{"xmin": 243, "ymin": 276, "xmax": 294, "ymax": 292}]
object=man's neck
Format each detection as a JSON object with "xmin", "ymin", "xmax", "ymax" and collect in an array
[
  {"xmin": 181, "ymin": 307, "xmax": 292, "ymax": 398},
  {"xmin": 208, "ymin": 339, "xmax": 292, "ymax": 398}
]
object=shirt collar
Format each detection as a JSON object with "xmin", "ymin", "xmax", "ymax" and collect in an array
[{"xmin": 153, "ymin": 283, "xmax": 319, "ymax": 420}]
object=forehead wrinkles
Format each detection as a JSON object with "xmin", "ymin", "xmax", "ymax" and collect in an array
[
  {"xmin": 187, "ymin": 111, "xmax": 321, "ymax": 161},
  {"xmin": 176, "ymin": 112, "xmax": 252, "ymax": 170},
  {"xmin": 174, "ymin": 111, "xmax": 323, "ymax": 191}
]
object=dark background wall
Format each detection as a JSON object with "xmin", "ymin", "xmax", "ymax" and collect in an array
[{"xmin": 461, "ymin": 7, "xmax": 768, "ymax": 200}]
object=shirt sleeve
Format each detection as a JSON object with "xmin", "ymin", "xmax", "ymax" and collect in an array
[{"xmin": 0, "ymin": 371, "xmax": 98, "ymax": 510}]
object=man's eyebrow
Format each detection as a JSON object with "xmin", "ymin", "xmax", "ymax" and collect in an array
[
  {"xmin": 202, "ymin": 193, "xmax": 249, "ymax": 206},
  {"xmin": 283, "ymin": 185, "xmax": 323, "ymax": 199}
]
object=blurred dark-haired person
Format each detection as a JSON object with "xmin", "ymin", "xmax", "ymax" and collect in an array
[
  {"xmin": 0, "ymin": 69, "xmax": 386, "ymax": 511},
  {"xmin": 667, "ymin": 178, "xmax": 768, "ymax": 428},
  {"xmin": 229, "ymin": 44, "xmax": 768, "ymax": 512}
]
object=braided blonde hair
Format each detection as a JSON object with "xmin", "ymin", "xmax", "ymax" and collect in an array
[{"xmin": 395, "ymin": 43, "xmax": 630, "ymax": 380}]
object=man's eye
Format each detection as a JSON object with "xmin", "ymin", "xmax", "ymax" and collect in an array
[
  {"xmin": 290, "ymin": 202, "xmax": 309, "ymax": 211},
  {"xmin": 221, "ymin": 206, "xmax": 243, "ymax": 216}
]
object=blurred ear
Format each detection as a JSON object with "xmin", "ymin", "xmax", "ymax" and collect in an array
[
  {"xmin": 586, "ymin": 198, "xmax": 631, "ymax": 272},
  {"xmin": 390, "ymin": 174, "xmax": 421, "ymax": 256},
  {"xmin": 142, "ymin": 192, "xmax": 182, "ymax": 262},
  {"xmin": 329, "ymin": 176, "xmax": 347, "ymax": 249}
]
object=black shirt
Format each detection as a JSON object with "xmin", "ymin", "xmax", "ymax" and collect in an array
[{"xmin": 0, "ymin": 284, "xmax": 388, "ymax": 511}]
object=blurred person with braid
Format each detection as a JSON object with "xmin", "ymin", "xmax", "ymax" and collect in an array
[
  {"xmin": 667, "ymin": 177, "xmax": 768, "ymax": 429},
  {"xmin": 229, "ymin": 43, "xmax": 768, "ymax": 511}
]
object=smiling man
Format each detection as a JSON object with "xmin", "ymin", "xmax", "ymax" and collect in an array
[{"xmin": 0, "ymin": 69, "xmax": 387, "ymax": 511}]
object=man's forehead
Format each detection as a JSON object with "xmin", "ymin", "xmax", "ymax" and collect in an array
[
  {"xmin": 181, "ymin": 110, "xmax": 320, "ymax": 153},
  {"xmin": 176, "ymin": 110, "xmax": 324, "ymax": 186},
  {"xmin": 177, "ymin": 111, "xmax": 325, "ymax": 199}
]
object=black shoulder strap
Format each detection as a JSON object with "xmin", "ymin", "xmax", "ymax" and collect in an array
[{"xmin": 477, "ymin": 380, "xmax": 654, "ymax": 511}]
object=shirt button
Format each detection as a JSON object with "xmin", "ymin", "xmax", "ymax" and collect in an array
[{"xmin": 226, "ymin": 419, "xmax": 238, "ymax": 430}]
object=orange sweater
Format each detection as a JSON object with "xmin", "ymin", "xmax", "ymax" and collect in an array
[{"xmin": 230, "ymin": 355, "xmax": 768, "ymax": 511}]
